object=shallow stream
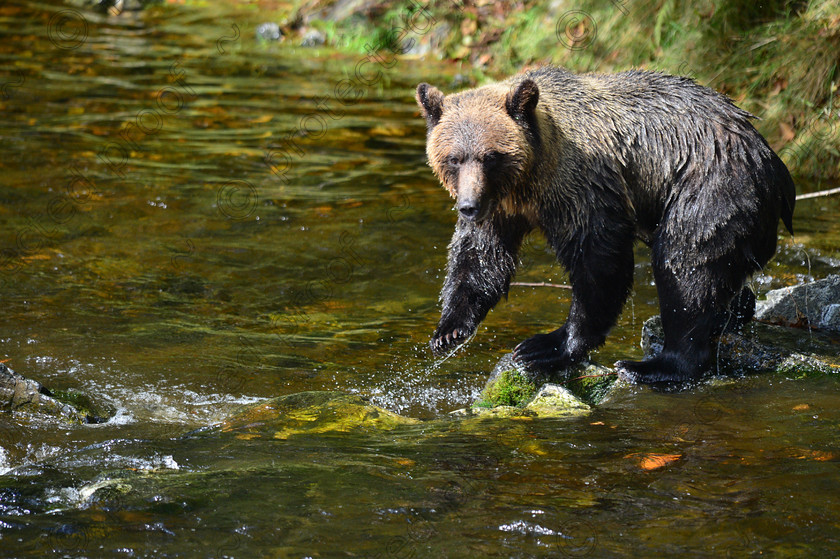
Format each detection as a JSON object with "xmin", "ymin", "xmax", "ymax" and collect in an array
[{"xmin": 1, "ymin": 1, "xmax": 839, "ymax": 556}]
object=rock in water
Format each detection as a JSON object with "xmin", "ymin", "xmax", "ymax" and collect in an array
[
  {"xmin": 1, "ymin": 363, "xmax": 112, "ymax": 423},
  {"xmin": 1, "ymin": 363, "xmax": 82, "ymax": 422},
  {"xmin": 468, "ymin": 354, "xmax": 620, "ymax": 417},
  {"xmin": 525, "ymin": 384, "xmax": 591, "ymax": 416},
  {"xmin": 218, "ymin": 391, "xmax": 418, "ymax": 440},
  {"xmin": 641, "ymin": 315, "xmax": 840, "ymax": 376},
  {"xmin": 754, "ymin": 275, "xmax": 840, "ymax": 332}
]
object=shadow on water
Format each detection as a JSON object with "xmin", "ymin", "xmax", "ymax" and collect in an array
[{"xmin": 0, "ymin": 0, "xmax": 839, "ymax": 556}]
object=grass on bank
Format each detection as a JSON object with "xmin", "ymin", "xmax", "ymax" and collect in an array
[{"xmin": 288, "ymin": 0, "xmax": 839, "ymax": 182}]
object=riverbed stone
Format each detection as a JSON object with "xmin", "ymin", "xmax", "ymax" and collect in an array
[
  {"xmin": 0, "ymin": 363, "xmax": 87, "ymax": 423},
  {"xmin": 819, "ymin": 304, "xmax": 840, "ymax": 332},
  {"xmin": 525, "ymin": 384, "xmax": 591, "ymax": 416},
  {"xmin": 754, "ymin": 274, "xmax": 840, "ymax": 331},
  {"xmin": 219, "ymin": 391, "xmax": 418, "ymax": 440}
]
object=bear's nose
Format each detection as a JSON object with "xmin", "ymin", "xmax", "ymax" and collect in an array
[{"xmin": 458, "ymin": 200, "xmax": 480, "ymax": 220}]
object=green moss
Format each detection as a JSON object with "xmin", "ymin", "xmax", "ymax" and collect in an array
[
  {"xmin": 472, "ymin": 399, "xmax": 497, "ymax": 409},
  {"xmin": 476, "ymin": 368, "xmax": 537, "ymax": 408},
  {"xmin": 562, "ymin": 365, "xmax": 619, "ymax": 406},
  {"xmin": 48, "ymin": 389, "xmax": 114, "ymax": 424},
  {"xmin": 220, "ymin": 391, "xmax": 419, "ymax": 440}
]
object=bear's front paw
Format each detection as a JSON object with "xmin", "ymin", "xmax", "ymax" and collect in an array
[
  {"xmin": 430, "ymin": 322, "xmax": 475, "ymax": 354},
  {"xmin": 512, "ymin": 330, "xmax": 574, "ymax": 374}
]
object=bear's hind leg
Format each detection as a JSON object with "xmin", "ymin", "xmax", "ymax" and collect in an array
[
  {"xmin": 616, "ymin": 258, "xmax": 733, "ymax": 385},
  {"xmin": 712, "ymin": 286, "xmax": 755, "ymax": 336}
]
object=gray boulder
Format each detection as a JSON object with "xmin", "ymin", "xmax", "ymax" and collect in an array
[
  {"xmin": 1, "ymin": 363, "xmax": 83, "ymax": 421},
  {"xmin": 1, "ymin": 363, "xmax": 112, "ymax": 423},
  {"xmin": 755, "ymin": 275, "xmax": 840, "ymax": 332},
  {"xmin": 820, "ymin": 304, "xmax": 840, "ymax": 332}
]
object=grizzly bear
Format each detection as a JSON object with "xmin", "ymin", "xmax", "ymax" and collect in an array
[{"xmin": 416, "ymin": 66, "xmax": 795, "ymax": 384}]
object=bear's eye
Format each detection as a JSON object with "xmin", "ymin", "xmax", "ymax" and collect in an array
[
  {"xmin": 483, "ymin": 152, "xmax": 503, "ymax": 168},
  {"xmin": 447, "ymin": 156, "xmax": 461, "ymax": 167}
]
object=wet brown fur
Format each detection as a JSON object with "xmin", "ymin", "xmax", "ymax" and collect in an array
[{"xmin": 416, "ymin": 66, "xmax": 795, "ymax": 384}]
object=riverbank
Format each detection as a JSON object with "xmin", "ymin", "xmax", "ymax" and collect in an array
[{"xmin": 279, "ymin": 0, "xmax": 839, "ymax": 182}]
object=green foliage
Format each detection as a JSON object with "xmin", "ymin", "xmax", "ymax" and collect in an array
[{"xmin": 291, "ymin": 0, "xmax": 839, "ymax": 178}]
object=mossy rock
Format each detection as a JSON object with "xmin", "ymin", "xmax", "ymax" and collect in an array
[
  {"xmin": 218, "ymin": 391, "xmax": 419, "ymax": 440},
  {"xmin": 470, "ymin": 355, "xmax": 618, "ymax": 417},
  {"xmin": 1, "ymin": 363, "xmax": 107, "ymax": 424},
  {"xmin": 48, "ymin": 388, "xmax": 115, "ymax": 424},
  {"xmin": 775, "ymin": 354, "xmax": 839, "ymax": 378},
  {"xmin": 559, "ymin": 365, "xmax": 621, "ymax": 406},
  {"xmin": 476, "ymin": 365, "xmax": 537, "ymax": 408},
  {"xmin": 525, "ymin": 384, "xmax": 592, "ymax": 416},
  {"xmin": 479, "ymin": 354, "xmax": 620, "ymax": 407}
]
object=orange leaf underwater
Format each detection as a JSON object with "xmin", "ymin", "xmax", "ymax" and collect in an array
[{"xmin": 626, "ymin": 453, "xmax": 683, "ymax": 470}]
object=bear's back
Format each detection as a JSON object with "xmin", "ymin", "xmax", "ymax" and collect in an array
[
  {"xmin": 505, "ymin": 67, "xmax": 793, "ymax": 241},
  {"xmin": 516, "ymin": 67, "xmax": 757, "ymax": 151}
]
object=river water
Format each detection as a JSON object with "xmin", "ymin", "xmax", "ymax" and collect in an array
[{"xmin": 1, "ymin": 1, "xmax": 840, "ymax": 556}]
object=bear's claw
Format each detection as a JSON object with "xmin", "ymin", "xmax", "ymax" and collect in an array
[{"xmin": 430, "ymin": 326, "xmax": 472, "ymax": 353}]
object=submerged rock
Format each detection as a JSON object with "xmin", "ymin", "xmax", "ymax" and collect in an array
[
  {"xmin": 218, "ymin": 391, "xmax": 418, "ymax": 440},
  {"xmin": 755, "ymin": 275, "xmax": 840, "ymax": 332},
  {"xmin": 256, "ymin": 22, "xmax": 283, "ymax": 42},
  {"xmin": 0, "ymin": 363, "xmax": 112, "ymax": 424}
]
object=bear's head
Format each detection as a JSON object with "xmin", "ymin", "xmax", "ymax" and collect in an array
[{"xmin": 416, "ymin": 80, "xmax": 540, "ymax": 223}]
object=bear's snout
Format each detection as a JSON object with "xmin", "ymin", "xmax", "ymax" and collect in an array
[
  {"xmin": 456, "ymin": 161, "xmax": 489, "ymax": 222},
  {"xmin": 457, "ymin": 197, "xmax": 481, "ymax": 220}
]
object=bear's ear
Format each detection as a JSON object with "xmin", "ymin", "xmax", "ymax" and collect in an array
[
  {"xmin": 505, "ymin": 79, "xmax": 539, "ymax": 124},
  {"xmin": 416, "ymin": 83, "xmax": 444, "ymax": 129}
]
